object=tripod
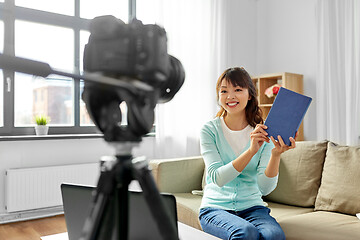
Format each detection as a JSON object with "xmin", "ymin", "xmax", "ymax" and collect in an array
[
  {"xmin": 78, "ymin": 57, "xmax": 183, "ymax": 239},
  {"xmin": 79, "ymin": 143, "xmax": 178, "ymax": 240}
]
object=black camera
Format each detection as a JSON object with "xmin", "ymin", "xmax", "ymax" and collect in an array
[
  {"xmin": 82, "ymin": 16, "xmax": 185, "ymax": 142},
  {"xmin": 83, "ymin": 15, "xmax": 185, "ymax": 103}
]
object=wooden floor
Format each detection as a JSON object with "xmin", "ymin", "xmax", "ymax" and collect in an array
[{"xmin": 0, "ymin": 215, "xmax": 67, "ymax": 240}]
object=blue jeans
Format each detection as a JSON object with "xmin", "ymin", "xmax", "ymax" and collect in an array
[{"xmin": 199, "ymin": 206, "xmax": 285, "ymax": 240}]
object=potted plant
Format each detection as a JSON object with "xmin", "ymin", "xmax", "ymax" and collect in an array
[{"xmin": 34, "ymin": 115, "xmax": 50, "ymax": 135}]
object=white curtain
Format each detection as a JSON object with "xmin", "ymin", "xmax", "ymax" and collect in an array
[
  {"xmin": 152, "ymin": 0, "xmax": 229, "ymax": 158},
  {"xmin": 316, "ymin": 0, "xmax": 360, "ymax": 146}
]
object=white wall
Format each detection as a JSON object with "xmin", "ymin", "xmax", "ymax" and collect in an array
[
  {"xmin": 256, "ymin": 0, "xmax": 318, "ymax": 141},
  {"xmin": 223, "ymin": 0, "xmax": 258, "ymax": 73}
]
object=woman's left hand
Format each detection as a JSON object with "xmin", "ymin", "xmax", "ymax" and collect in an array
[{"xmin": 270, "ymin": 131, "xmax": 298, "ymax": 156}]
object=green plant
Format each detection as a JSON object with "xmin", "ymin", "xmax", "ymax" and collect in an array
[{"xmin": 35, "ymin": 115, "xmax": 50, "ymax": 125}]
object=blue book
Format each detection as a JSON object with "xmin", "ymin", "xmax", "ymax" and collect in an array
[{"xmin": 264, "ymin": 87, "xmax": 312, "ymax": 146}]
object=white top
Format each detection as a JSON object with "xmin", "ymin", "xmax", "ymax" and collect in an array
[{"xmin": 220, "ymin": 117, "xmax": 254, "ymax": 156}]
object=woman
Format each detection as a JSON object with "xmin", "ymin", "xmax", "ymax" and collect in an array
[{"xmin": 199, "ymin": 67, "xmax": 296, "ymax": 240}]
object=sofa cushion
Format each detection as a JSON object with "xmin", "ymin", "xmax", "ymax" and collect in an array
[
  {"xmin": 278, "ymin": 211, "xmax": 360, "ymax": 240},
  {"xmin": 150, "ymin": 156, "xmax": 204, "ymax": 193},
  {"xmin": 315, "ymin": 142, "xmax": 360, "ymax": 215},
  {"xmin": 267, "ymin": 202, "xmax": 314, "ymax": 221},
  {"xmin": 264, "ymin": 141, "xmax": 327, "ymax": 207},
  {"xmin": 173, "ymin": 193, "xmax": 202, "ymax": 230}
]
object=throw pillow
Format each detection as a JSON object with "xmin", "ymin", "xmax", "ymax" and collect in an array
[
  {"xmin": 315, "ymin": 142, "xmax": 360, "ymax": 215},
  {"xmin": 264, "ymin": 141, "xmax": 328, "ymax": 207}
]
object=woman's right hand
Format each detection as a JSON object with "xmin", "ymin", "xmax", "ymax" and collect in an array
[{"xmin": 249, "ymin": 124, "xmax": 270, "ymax": 155}]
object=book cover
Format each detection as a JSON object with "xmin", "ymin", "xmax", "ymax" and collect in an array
[{"xmin": 264, "ymin": 87, "xmax": 312, "ymax": 146}]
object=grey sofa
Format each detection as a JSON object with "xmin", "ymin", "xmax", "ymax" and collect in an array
[{"xmin": 149, "ymin": 141, "xmax": 360, "ymax": 240}]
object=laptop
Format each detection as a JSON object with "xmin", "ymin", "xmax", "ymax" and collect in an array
[{"xmin": 61, "ymin": 183, "xmax": 178, "ymax": 240}]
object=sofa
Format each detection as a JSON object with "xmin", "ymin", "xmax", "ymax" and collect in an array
[{"xmin": 149, "ymin": 141, "xmax": 360, "ymax": 240}]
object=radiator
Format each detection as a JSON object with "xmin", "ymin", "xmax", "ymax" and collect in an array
[{"xmin": 5, "ymin": 163, "xmax": 100, "ymax": 212}]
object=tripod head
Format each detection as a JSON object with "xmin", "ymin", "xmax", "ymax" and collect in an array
[{"xmin": 82, "ymin": 79, "xmax": 156, "ymax": 142}]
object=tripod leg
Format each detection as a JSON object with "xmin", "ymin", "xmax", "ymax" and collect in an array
[
  {"xmin": 114, "ymin": 157, "xmax": 133, "ymax": 240},
  {"xmin": 79, "ymin": 170, "xmax": 113, "ymax": 240},
  {"xmin": 80, "ymin": 159, "xmax": 131, "ymax": 240},
  {"xmin": 132, "ymin": 157, "xmax": 179, "ymax": 240}
]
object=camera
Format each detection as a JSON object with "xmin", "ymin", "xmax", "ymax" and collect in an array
[
  {"xmin": 81, "ymin": 15, "xmax": 185, "ymax": 142},
  {"xmin": 83, "ymin": 15, "xmax": 185, "ymax": 103}
]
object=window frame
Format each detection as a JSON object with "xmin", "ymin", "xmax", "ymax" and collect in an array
[{"xmin": 0, "ymin": 0, "xmax": 136, "ymax": 136}]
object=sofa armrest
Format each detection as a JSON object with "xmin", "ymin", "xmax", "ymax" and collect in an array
[{"xmin": 149, "ymin": 156, "xmax": 204, "ymax": 193}]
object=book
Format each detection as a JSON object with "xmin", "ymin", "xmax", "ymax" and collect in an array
[{"xmin": 264, "ymin": 87, "xmax": 312, "ymax": 146}]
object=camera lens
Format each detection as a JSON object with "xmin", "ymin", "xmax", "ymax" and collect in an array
[{"xmin": 159, "ymin": 55, "xmax": 185, "ymax": 103}]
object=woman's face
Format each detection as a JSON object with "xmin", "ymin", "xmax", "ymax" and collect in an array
[{"xmin": 218, "ymin": 79, "xmax": 250, "ymax": 116}]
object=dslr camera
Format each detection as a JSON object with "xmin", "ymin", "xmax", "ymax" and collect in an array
[
  {"xmin": 83, "ymin": 15, "xmax": 185, "ymax": 103},
  {"xmin": 82, "ymin": 16, "xmax": 185, "ymax": 142}
]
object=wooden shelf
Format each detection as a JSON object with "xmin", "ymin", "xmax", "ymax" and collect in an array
[
  {"xmin": 259, "ymin": 104, "xmax": 273, "ymax": 107},
  {"xmin": 252, "ymin": 72, "xmax": 304, "ymax": 141}
]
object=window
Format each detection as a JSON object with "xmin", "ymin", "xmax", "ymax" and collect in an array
[
  {"xmin": 15, "ymin": 0, "xmax": 74, "ymax": 16},
  {"xmin": 79, "ymin": 30, "xmax": 94, "ymax": 126},
  {"xmin": 80, "ymin": 0, "xmax": 128, "ymax": 21},
  {"xmin": 136, "ymin": 0, "xmax": 161, "ymax": 24},
  {"xmin": 0, "ymin": 0, "xmax": 132, "ymax": 135},
  {"xmin": 79, "ymin": 80, "xmax": 93, "ymax": 126},
  {"xmin": 14, "ymin": 21, "xmax": 74, "ymax": 126}
]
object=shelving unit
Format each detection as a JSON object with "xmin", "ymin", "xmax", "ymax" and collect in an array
[{"xmin": 251, "ymin": 72, "xmax": 304, "ymax": 141}]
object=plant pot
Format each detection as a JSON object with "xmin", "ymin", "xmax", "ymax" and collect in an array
[{"xmin": 35, "ymin": 125, "xmax": 49, "ymax": 136}]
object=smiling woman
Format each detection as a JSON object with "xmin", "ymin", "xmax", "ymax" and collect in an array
[
  {"xmin": 198, "ymin": 67, "xmax": 298, "ymax": 240},
  {"xmin": 215, "ymin": 67, "xmax": 262, "ymax": 129},
  {"xmin": 218, "ymin": 81, "xmax": 250, "ymax": 122}
]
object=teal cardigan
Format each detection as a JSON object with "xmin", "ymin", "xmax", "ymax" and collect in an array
[{"xmin": 200, "ymin": 117, "xmax": 278, "ymax": 211}]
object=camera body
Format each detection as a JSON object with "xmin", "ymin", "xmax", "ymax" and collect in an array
[{"xmin": 84, "ymin": 16, "xmax": 170, "ymax": 87}]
